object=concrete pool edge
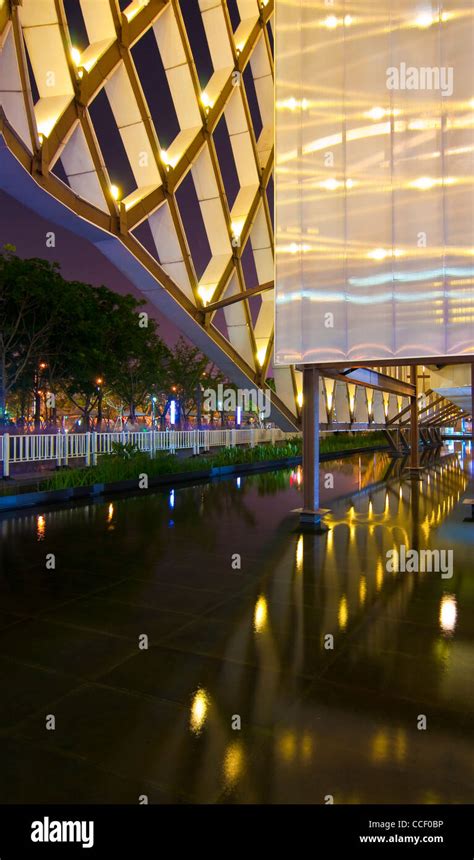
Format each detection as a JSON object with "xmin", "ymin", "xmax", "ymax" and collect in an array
[{"xmin": 0, "ymin": 445, "xmax": 390, "ymax": 514}]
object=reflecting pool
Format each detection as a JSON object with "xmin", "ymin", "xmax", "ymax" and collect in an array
[{"xmin": 0, "ymin": 447, "xmax": 473, "ymax": 803}]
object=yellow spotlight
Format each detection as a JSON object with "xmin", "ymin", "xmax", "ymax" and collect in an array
[
  {"xmin": 323, "ymin": 15, "xmax": 338, "ymax": 29},
  {"xmin": 197, "ymin": 284, "xmax": 214, "ymax": 306},
  {"xmin": 110, "ymin": 184, "xmax": 120, "ymax": 201},
  {"xmin": 257, "ymin": 347, "xmax": 267, "ymax": 367},
  {"xmin": 297, "ymin": 391, "xmax": 303, "ymax": 408},
  {"xmin": 231, "ymin": 219, "xmax": 244, "ymax": 238},
  {"xmin": 160, "ymin": 149, "xmax": 172, "ymax": 169},
  {"xmin": 71, "ymin": 46, "xmax": 81, "ymax": 66},
  {"xmin": 201, "ymin": 92, "xmax": 212, "ymax": 110}
]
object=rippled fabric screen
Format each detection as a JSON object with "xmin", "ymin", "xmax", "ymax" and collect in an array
[{"xmin": 275, "ymin": 2, "xmax": 474, "ymax": 365}]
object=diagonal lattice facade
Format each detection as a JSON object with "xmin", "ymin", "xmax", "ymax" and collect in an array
[{"xmin": 0, "ymin": 0, "xmax": 305, "ymax": 428}]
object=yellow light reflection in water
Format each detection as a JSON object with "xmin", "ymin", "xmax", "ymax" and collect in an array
[
  {"xmin": 296, "ymin": 535, "xmax": 303, "ymax": 572},
  {"xmin": 439, "ymin": 594, "xmax": 457, "ymax": 635},
  {"xmin": 254, "ymin": 596, "xmax": 268, "ymax": 633},
  {"xmin": 395, "ymin": 729, "xmax": 407, "ymax": 763},
  {"xmin": 301, "ymin": 733, "xmax": 313, "ymax": 762},
  {"xmin": 190, "ymin": 688, "xmax": 209, "ymax": 735},
  {"xmin": 338, "ymin": 595, "xmax": 348, "ymax": 630},
  {"xmin": 223, "ymin": 741, "xmax": 244, "ymax": 787},
  {"xmin": 372, "ymin": 730, "xmax": 389, "ymax": 763},
  {"xmin": 376, "ymin": 559, "xmax": 384, "ymax": 591},
  {"xmin": 36, "ymin": 515, "xmax": 45, "ymax": 541},
  {"xmin": 107, "ymin": 503, "xmax": 114, "ymax": 523},
  {"xmin": 279, "ymin": 731, "xmax": 296, "ymax": 762},
  {"xmin": 359, "ymin": 576, "xmax": 367, "ymax": 606}
]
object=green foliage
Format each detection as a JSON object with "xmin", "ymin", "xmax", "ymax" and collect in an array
[
  {"xmin": 110, "ymin": 441, "xmax": 141, "ymax": 459},
  {"xmin": 42, "ymin": 431, "xmax": 388, "ymax": 491},
  {"xmin": 0, "ymin": 249, "xmax": 65, "ymax": 417},
  {"xmin": 0, "ymin": 248, "xmax": 171, "ymax": 427}
]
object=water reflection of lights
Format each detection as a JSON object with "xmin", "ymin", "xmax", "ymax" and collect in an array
[
  {"xmin": 439, "ymin": 594, "xmax": 457, "ymax": 635},
  {"xmin": 376, "ymin": 559, "xmax": 384, "ymax": 591},
  {"xmin": 290, "ymin": 466, "xmax": 303, "ymax": 488},
  {"xmin": 372, "ymin": 730, "xmax": 389, "ymax": 763},
  {"xmin": 338, "ymin": 595, "xmax": 348, "ymax": 629},
  {"xmin": 279, "ymin": 731, "xmax": 296, "ymax": 762},
  {"xmin": 190, "ymin": 688, "xmax": 209, "ymax": 735},
  {"xmin": 359, "ymin": 576, "xmax": 367, "ymax": 605},
  {"xmin": 36, "ymin": 515, "xmax": 45, "ymax": 540},
  {"xmin": 296, "ymin": 535, "xmax": 303, "ymax": 572},
  {"xmin": 107, "ymin": 503, "xmax": 114, "ymax": 523},
  {"xmin": 254, "ymin": 596, "xmax": 268, "ymax": 633},
  {"xmin": 395, "ymin": 729, "xmax": 407, "ymax": 763},
  {"xmin": 223, "ymin": 741, "xmax": 244, "ymax": 786},
  {"xmin": 301, "ymin": 733, "xmax": 313, "ymax": 762}
]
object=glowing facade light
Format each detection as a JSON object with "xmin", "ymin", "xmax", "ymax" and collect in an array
[
  {"xmin": 257, "ymin": 347, "xmax": 267, "ymax": 367},
  {"xmin": 201, "ymin": 92, "xmax": 213, "ymax": 110},
  {"xmin": 410, "ymin": 176, "xmax": 437, "ymax": 191},
  {"xmin": 70, "ymin": 46, "xmax": 81, "ymax": 66},
  {"xmin": 366, "ymin": 106, "xmax": 387, "ymax": 121},
  {"xmin": 110, "ymin": 184, "xmax": 120, "ymax": 201},
  {"xmin": 275, "ymin": 2, "xmax": 474, "ymax": 365},
  {"xmin": 414, "ymin": 12, "xmax": 434, "ymax": 29}
]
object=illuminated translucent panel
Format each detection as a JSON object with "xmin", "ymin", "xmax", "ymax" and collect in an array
[{"xmin": 275, "ymin": 1, "xmax": 474, "ymax": 365}]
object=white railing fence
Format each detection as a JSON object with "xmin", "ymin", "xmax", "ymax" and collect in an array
[{"xmin": 0, "ymin": 428, "xmax": 301, "ymax": 477}]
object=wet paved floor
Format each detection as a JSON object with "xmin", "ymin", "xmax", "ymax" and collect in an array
[{"xmin": 0, "ymin": 446, "xmax": 473, "ymax": 804}]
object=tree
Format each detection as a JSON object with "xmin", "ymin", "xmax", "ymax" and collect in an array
[
  {"xmin": 166, "ymin": 337, "xmax": 223, "ymax": 428},
  {"xmin": 105, "ymin": 301, "xmax": 171, "ymax": 423},
  {"xmin": 0, "ymin": 248, "xmax": 63, "ymax": 424}
]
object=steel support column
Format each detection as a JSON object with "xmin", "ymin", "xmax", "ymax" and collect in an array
[
  {"xmin": 300, "ymin": 366, "xmax": 328, "ymax": 530},
  {"xmin": 471, "ymin": 363, "xmax": 474, "ymax": 452},
  {"xmin": 409, "ymin": 365, "xmax": 422, "ymax": 476}
]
